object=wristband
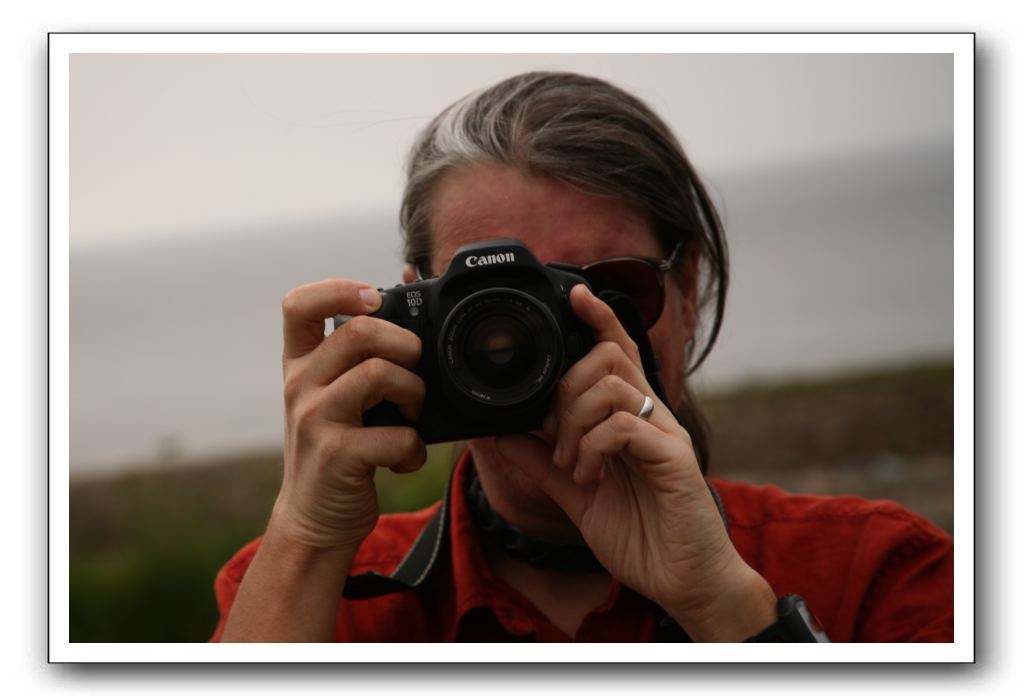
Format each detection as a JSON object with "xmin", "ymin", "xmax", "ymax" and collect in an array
[{"xmin": 745, "ymin": 594, "xmax": 831, "ymax": 642}]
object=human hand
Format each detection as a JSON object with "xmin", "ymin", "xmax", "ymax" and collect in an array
[
  {"xmin": 498, "ymin": 284, "xmax": 776, "ymax": 640},
  {"xmin": 271, "ymin": 279, "xmax": 427, "ymax": 557}
]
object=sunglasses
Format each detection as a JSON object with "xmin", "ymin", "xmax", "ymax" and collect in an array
[
  {"xmin": 565, "ymin": 242, "xmax": 685, "ymax": 328},
  {"xmin": 419, "ymin": 241, "xmax": 685, "ymax": 329}
]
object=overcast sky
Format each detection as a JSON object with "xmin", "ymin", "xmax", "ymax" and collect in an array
[
  {"xmin": 67, "ymin": 51, "xmax": 956, "ymax": 470},
  {"xmin": 70, "ymin": 52, "xmax": 951, "ymax": 248}
]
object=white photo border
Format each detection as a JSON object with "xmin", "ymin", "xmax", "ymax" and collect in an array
[{"xmin": 50, "ymin": 31, "xmax": 974, "ymax": 663}]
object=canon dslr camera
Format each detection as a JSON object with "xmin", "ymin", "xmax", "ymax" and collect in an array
[{"xmin": 334, "ymin": 239, "xmax": 597, "ymax": 444}]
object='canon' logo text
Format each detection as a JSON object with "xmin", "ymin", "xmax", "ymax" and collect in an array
[{"xmin": 465, "ymin": 252, "xmax": 516, "ymax": 268}]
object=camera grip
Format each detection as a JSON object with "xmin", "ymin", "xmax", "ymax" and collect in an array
[{"xmin": 362, "ymin": 400, "xmax": 410, "ymax": 429}]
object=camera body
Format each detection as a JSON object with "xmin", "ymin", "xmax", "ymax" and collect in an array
[{"xmin": 334, "ymin": 238, "xmax": 596, "ymax": 444}]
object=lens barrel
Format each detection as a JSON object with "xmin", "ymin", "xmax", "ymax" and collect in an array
[{"xmin": 439, "ymin": 288, "xmax": 563, "ymax": 408}]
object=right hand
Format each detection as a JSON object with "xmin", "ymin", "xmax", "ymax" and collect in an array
[{"xmin": 270, "ymin": 279, "xmax": 427, "ymax": 556}]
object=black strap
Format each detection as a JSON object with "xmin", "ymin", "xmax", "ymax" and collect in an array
[
  {"xmin": 341, "ymin": 469, "xmax": 454, "ymax": 600},
  {"xmin": 341, "ymin": 461, "xmax": 730, "ymax": 604},
  {"xmin": 596, "ymin": 290, "xmax": 670, "ymax": 407},
  {"xmin": 595, "ymin": 290, "xmax": 707, "ymax": 475},
  {"xmin": 465, "ymin": 463, "xmax": 605, "ymax": 573}
]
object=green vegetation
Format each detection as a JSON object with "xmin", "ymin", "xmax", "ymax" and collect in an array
[
  {"xmin": 70, "ymin": 444, "xmax": 459, "ymax": 642},
  {"xmin": 69, "ymin": 361, "xmax": 953, "ymax": 642}
]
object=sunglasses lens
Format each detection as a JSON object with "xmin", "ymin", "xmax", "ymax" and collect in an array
[{"xmin": 582, "ymin": 259, "xmax": 664, "ymax": 327}]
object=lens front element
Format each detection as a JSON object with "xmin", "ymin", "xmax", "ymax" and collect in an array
[
  {"xmin": 440, "ymin": 288, "xmax": 563, "ymax": 408},
  {"xmin": 464, "ymin": 314, "xmax": 536, "ymax": 389}
]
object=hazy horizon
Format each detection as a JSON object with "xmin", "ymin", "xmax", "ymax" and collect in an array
[{"xmin": 70, "ymin": 142, "xmax": 953, "ymax": 475}]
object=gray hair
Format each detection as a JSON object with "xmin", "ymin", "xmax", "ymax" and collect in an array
[{"xmin": 399, "ymin": 71, "xmax": 728, "ymax": 471}]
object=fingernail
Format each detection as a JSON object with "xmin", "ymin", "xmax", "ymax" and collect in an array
[
  {"xmin": 359, "ymin": 287, "xmax": 381, "ymax": 309},
  {"xmin": 552, "ymin": 442, "xmax": 562, "ymax": 465}
]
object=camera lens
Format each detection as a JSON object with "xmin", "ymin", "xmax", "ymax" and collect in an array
[
  {"xmin": 464, "ymin": 314, "xmax": 536, "ymax": 389},
  {"xmin": 440, "ymin": 288, "xmax": 563, "ymax": 408}
]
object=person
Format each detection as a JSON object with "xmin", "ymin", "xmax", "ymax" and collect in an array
[{"xmin": 210, "ymin": 71, "xmax": 953, "ymax": 642}]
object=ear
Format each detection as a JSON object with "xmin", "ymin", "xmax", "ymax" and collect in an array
[{"xmin": 402, "ymin": 265, "xmax": 417, "ymax": 284}]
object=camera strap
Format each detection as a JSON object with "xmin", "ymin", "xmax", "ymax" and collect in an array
[
  {"xmin": 341, "ymin": 471, "xmax": 454, "ymax": 600},
  {"xmin": 341, "ymin": 457, "xmax": 729, "ymax": 616},
  {"xmin": 595, "ymin": 289, "xmax": 709, "ymax": 476},
  {"xmin": 594, "ymin": 289, "xmax": 671, "ymax": 405}
]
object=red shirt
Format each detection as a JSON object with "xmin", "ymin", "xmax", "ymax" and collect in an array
[{"xmin": 210, "ymin": 452, "xmax": 953, "ymax": 642}]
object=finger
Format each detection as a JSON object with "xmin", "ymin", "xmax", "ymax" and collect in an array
[
  {"xmin": 387, "ymin": 450, "xmax": 429, "ymax": 475},
  {"xmin": 551, "ymin": 340, "xmax": 648, "ymax": 442},
  {"xmin": 569, "ymin": 284, "xmax": 643, "ymax": 369},
  {"xmin": 574, "ymin": 411, "xmax": 678, "ymax": 484},
  {"xmin": 493, "ymin": 434, "xmax": 589, "ymax": 525},
  {"xmin": 321, "ymin": 358, "xmax": 426, "ymax": 423},
  {"xmin": 338, "ymin": 425, "xmax": 427, "ymax": 475},
  {"xmin": 556, "ymin": 374, "xmax": 666, "ymax": 470},
  {"xmin": 282, "ymin": 280, "xmax": 382, "ymax": 360},
  {"xmin": 303, "ymin": 315, "xmax": 422, "ymax": 385}
]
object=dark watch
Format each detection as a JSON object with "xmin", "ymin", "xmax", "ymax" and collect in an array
[{"xmin": 744, "ymin": 594, "xmax": 831, "ymax": 642}]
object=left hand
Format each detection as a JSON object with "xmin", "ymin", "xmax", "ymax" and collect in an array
[{"xmin": 497, "ymin": 284, "xmax": 776, "ymax": 641}]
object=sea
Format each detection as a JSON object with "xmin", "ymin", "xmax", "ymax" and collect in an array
[{"xmin": 69, "ymin": 142, "xmax": 954, "ymax": 475}]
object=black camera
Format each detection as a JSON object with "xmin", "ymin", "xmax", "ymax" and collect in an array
[{"xmin": 334, "ymin": 239, "xmax": 597, "ymax": 444}]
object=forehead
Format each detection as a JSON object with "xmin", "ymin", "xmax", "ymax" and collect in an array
[{"xmin": 427, "ymin": 165, "xmax": 660, "ymax": 275}]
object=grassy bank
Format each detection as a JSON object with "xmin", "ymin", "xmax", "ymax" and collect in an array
[{"xmin": 69, "ymin": 360, "xmax": 954, "ymax": 642}]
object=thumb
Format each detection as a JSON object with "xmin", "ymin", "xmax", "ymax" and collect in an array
[{"xmin": 494, "ymin": 434, "xmax": 587, "ymax": 524}]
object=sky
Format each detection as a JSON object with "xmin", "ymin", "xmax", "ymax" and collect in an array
[
  {"xmin": 70, "ymin": 52, "xmax": 952, "ymax": 248},
  {"xmin": 65, "ymin": 49, "xmax": 957, "ymax": 471}
]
